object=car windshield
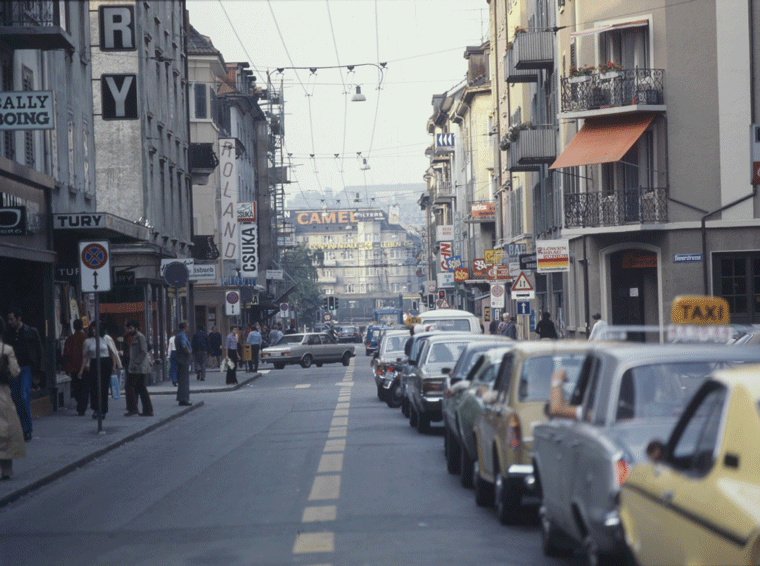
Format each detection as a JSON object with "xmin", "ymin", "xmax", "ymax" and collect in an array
[
  {"xmin": 422, "ymin": 341, "xmax": 469, "ymax": 370},
  {"xmin": 341, "ymin": 327, "xmax": 357, "ymax": 333},
  {"xmin": 615, "ymin": 361, "xmax": 725, "ymax": 421},
  {"xmin": 382, "ymin": 335, "xmax": 407, "ymax": 355},
  {"xmin": 420, "ymin": 318, "xmax": 471, "ymax": 332},
  {"xmin": 518, "ymin": 354, "xmax": 586, "ymax": 402},
  {"xmin": 274, "ymin": 334, "xmax": 304, "ymax": 346}
]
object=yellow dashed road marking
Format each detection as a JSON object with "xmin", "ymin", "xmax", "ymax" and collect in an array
[
  {"xmin": 302, "ymin": 505, "xmax": 337, "ymax": 522},
  {"xmin": 293, "ymin": 532, "xmax": 335, "ymax": 554},
  {"xmin": 308, "ymin": 474, "xmax": 341, "ymax": 500},
  {"xmin": 317, "ymin": 453, "xmax": 344, "ymax": 473}
]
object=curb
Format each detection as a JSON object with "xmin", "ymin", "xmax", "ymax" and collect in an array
[
  {"xmin": 148, "ymin": 373, "xmax": 261, "ymax": 395},
  {"xmin": 0, "ymin": 401, "xmax": 205, "ymax": 509}
]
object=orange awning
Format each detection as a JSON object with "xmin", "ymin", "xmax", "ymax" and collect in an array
[
  {"xmin": 571, "ymin": 19, "xmax": 649, "ymax": 38},
  {"xmin": 550, "ymin": 113, "xmax": 656, "ymax": 169}
]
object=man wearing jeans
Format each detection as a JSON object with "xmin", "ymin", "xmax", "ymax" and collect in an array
[
  {"xmin": 191, "ymin": 326, "xmax": 209, "ymax": 381},
  {"xmin": 245, "ymin": 324, "xmax": 262, "ymax": 373},
  {"xmin": 5, "ymin": 309, "xmax": 43, "ymax": 442},
  {"xmin": 123, "ymin": 320, "xmax": 154, "ymax": 417}
]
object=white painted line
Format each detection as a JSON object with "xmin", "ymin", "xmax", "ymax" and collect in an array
[
  {"xmin": 295, "ymin": 384, "xmax": 311, "ymax": 389},
  {"xmin": 336, "ymin": 382, "xmax": 354, "ymax": 386},
  {"xmin": 317, "ymin": 453, "xmax": 344, "ymax": 473},
  {"xmin": 330, "ymin": 417, "xmax": 348, "ymax": 428},
  {"xmin": 324, "ymin": 439, "xmax": 346, "ymax": 452},
  {"xmin": 327, "ymin": 427, "xmax": 347, "ymax": 438},
  {"xmin": 308, "ymin": 475, "xmax": 341, "ymax": 500},
  {"xmin": 292, "ymin": 532, "xmax": 335, "ymax": 553},
  {"xmin": 335, "ymin": 402, "xmax": 350, "ymax": 410},
  {"xmin": 333, "ymin": 409, "xmax": 349, "ymax": 417},
  {"xmin": 302, "ymin": 505, "xmax": 337, "ymax": 522}
]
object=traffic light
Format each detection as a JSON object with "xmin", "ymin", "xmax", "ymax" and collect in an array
[
  {"xmin": 322, "ymin": 297, "xmax": 328, "ymax": 310},
  {"xmin": 328, "ymin": 296, "xmax": 335, "ymax": 311},
  {"xmin": 427, "ymin": 293, "xmax": 435, "ymax": 309},
  {"xmin": 438, "ymin": 290, "xmax": 446, "ymax": 300},
  {"xmin": 334, "ymin": 297, "xmax": 340, "ymax": 310}
]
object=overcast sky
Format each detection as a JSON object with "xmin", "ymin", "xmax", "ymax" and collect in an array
[{"xmin": 186, "ymin": 0, "xmax": 487, "ymax": 210}]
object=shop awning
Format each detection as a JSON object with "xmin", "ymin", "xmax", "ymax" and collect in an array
[
  {"xmin": 571, "ymin": 19, "xmax": 648, "ymax": 38},
  {"xmin": 550, "ymin": 113, "xmax": 656, "ymax": 169}
]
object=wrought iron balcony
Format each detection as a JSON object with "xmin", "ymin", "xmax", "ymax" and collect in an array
[
  {"xmin": 512, "ymin": 31, "xmax": 554, "ymax": 70},
  {"xmin": 434, "ymin": 182, "xmax": 454, "ymax": 204},
  {"xmin": 189, "ymin": 143, "xmax": 219, "ymax": 186},
  {"xmin": 560, "ymin": 68, "xmax": 665, "ymax": 117},
  {"xmin": 507, "ymin": 125, "xmax": 556, "ymax": 172},
  {"xmin": 0, "ymin": 0, "xmax": 74, "ymax": 50},
  {"xmin": 564, "ymin": 188, "xmax": 668, "ymax": 228}
]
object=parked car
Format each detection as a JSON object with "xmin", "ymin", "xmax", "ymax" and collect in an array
[
  {"xmin": 373, "ymin": 329, "xmax": 410, "ymax": 400},
  {"xmin": 419, "ymin": 308, "xmax": 483, "ymax": 334},
  {"xmin": 399, "ymin": 330, "xmax": 445, "ymax": 418},
  {"xmin": 620, "ymin": 364, "xmax": 760, "ymax": 566},
  {"xmin": 407, "ymin": 334, "xmax": 478, "ymax": 433},
  {"xmin": 365, "ymin": 324, "xmax": 394, "ymax": 355},
  {"xmin": 336, "ymin": 325, "xmax": 363, "ymax": 343},
  {"xmin": 443, "ymin": 342, "xmax": 513, "ymax": 481},
  {"xmin": 472, "ymin": 342, "xmax": 590, "ymax": 524},
  {"xmin": 260, "ymin": 332, "xmax": 355, "ymax": 369},
  {"xmin": 532, "ymin": 344, "xmax": 760, "ymax": 565}
]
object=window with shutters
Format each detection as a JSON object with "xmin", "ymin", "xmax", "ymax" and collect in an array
[{"xmin": 194, "ymin": 83, "xmax": 207, "ymax": 119}]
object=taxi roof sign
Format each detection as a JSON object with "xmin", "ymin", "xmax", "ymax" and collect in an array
[{"xmin": 671, "ymin": 295, "xmax": 730, "ymax": 325}]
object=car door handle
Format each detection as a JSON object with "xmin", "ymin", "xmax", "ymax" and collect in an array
[{"xmin": 661, "ymin": 490, "xmax": 674, "ymax": 503}]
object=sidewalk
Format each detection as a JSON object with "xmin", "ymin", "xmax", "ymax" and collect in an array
[{"xmin": 0, "ymin": 366, "xmax": 264, "ymax": 508}]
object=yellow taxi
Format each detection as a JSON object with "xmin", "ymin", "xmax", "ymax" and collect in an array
[{"xmin": 620, "ymin": 365, "xmax": 760, "ymax": 566}]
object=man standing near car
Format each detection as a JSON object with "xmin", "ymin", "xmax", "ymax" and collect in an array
[
  {"xmin": 5, "ymin": 309, "xmax": 42, "ymax": 442},
  {"xmin": 246, "ymin": 324, "xmax": 262, "ymax": 373}
]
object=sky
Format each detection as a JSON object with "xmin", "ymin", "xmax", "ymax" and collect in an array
[{"xmin": 186, "ymin": 0, "xmax": 488, "ymax": 210}]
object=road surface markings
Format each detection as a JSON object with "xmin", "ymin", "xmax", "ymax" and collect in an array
[
  {"xmin": 293, "ymin": 532, "xmax": 335, "ymax": 554},
  {"xmin": 295, "ymin": 384, "xmax": 311, "ymax": 389},
  {"xmin": 317, "ymin": 453, "xmax": 344, "ymax": 473},
  {"xmin": 302, "ymin": 505, "xmax": 337, "ymax": 522},
  {"xmin": 333, "ymin": 409, "xmax": 349, "ymax": 417},
  {"xmin": 330, "ymin": 417, "xmax": 348, "ymax": 428},
  {"xmin": 308, "ymin": 474, "xmax": 341, "ymax": 501},
  {"xmin": 327, "ymin": 427, "xmax": 347, "ymax": 438},
  {"xmin": 324, "ymin": 439, "xmax": 345, "ymax": 452},
  {"xmin": 335, "ymin": 402, "xmax": 350, "ymax": 409}
]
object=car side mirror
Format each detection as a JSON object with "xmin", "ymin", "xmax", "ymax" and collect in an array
[
  {"xmin": 442, "ymin": 367, "xmax": 451, "ymax": 375},
  {"xmin": 646, "ymin": 439, "xmax": 666, "ymax": 463}
]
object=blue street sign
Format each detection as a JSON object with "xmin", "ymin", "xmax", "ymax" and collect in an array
[
  {"xmin": 529, "ymin": 310, "xmax": 536, "ymax": 332},
  {"xmin": 516, "ymin": 301, "xmax": 531, "ymax": 316}
]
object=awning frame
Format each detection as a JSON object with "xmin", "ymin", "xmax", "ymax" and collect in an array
[{"xmin": 571, "ymin": 19, "xmax": 649, "ymax": 38}]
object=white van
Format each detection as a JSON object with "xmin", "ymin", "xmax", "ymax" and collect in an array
[{"xmin": 418, "ymin": 308, "xmax": 483, "ymax": 334}]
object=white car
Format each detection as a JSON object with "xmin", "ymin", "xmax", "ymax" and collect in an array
[{"xmin": 261, "ymin": 332, "xmax": 355, "ymax": 369}]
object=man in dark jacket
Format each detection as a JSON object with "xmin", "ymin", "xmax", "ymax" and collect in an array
[
  {"xmin": 5, "ymin": 309, "xmax": 43, "ymax": 441},
  {"xmin": 503, "ymin": 316, "xmax": 518, "ymax": 339},
  {"xmin": 191, "ymin": 326, "xmax": 209, "ymax": 381}
]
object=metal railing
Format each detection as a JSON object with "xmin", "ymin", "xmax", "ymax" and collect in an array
[
  {"xmin": 560, "ymin": 68, "xmax": 665, "ymax": 113},
  {"xmin": 0, "ymin": 1, "xmax": 61, "ymax": 27},
  {"xmin": 507, "ymin": 125, "xmax": 556, "ymax": 171},
  {"xmin": 511, "ymin": 31, "xmax": 554, "ymax": 70},
  {"xmin": 564, "ymin": 187, "xmax": 668, "ymax": 227}
]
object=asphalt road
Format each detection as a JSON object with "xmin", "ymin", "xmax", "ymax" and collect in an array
[{"xmin": 0, "ymin": 358, "xmax": 584, "ymax": 566}]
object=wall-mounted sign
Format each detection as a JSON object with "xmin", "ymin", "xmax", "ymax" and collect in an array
[
  {"xmin": 266, "ymin": 270, "xmax": 284, "ymax": 280},
  {"xmin": 622, "ymin": 250, "xmax": 657, "ymax": 269},
  {"xmin": 219, "ymin": 139, "xmax": 238, "ymax": 260},
  {"xmin": 437, "ymin": 272, "xmax": 455, "ymax": 288},
  {"xmin": 239, "ymin": 223, "xmax": 258, "ymax": 279},
  {"xmin": 190, "ymin": 263, "xmax": 216, "ymax": 281},
  {"xmin": 673, "ymin": 253, "xmax": 703, "ymax": 263},
  {"xmin": 0, "ymin": 206, "xmax": 26, "ymax": 235},
  {"xmin": 519, "ymin": 253, "xmax": 537, "ymax": 271},
  {"xmin": 114, "ymin": 271, "xmax": 135, "ymax": 286},
  {"xmin": 485, "ymin": 249, "xmax": 504, "ymax": 265},
  {"xmin": 99, "ymin": 5, "xmax": 136, "ymax": 51},
  {"xmin": 0, "ymin": 92, "xmax": 53, "ymax": 131},
  {"xmin": 435, "ymin": 133, "xmax": 455, "ymax": 149},
  {"xmin": 472, "ymin": 258, "xmax": 487, "ymax": 278},
  {"xmin": 436, "ymin": 225, "xmax": 454, "ymax": 242},
  {"xmin": 454, "ymin": 267, "xmax": 469, "ymax": 282},
  {"xmin": 536, "ymin": 239, "xmax": 570, "ymax": 273},
  {"xmin": 471, "ymin": 201, "xmax": 496, "ymax": 220},
  {"xmin": 446, "ymin": 255, "xmax": 463, "ymax": 271},
  {"xmin": 439, "ymin": 241, "xmax": 453, "ymax": 272},
  {"xmin": 101, "ymin": 75, "xmax": 138, "ymax": 120},
  {"xmin": 237, "ymin": 202, "xmax": 257, "ymax": 223}
]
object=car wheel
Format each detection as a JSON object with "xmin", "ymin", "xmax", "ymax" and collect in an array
[
  {"xmin": 446, "ymin": 429, "xmax": 461, "ymax": 475},
  {"xmin": 495, "ymin": 473, "xmax": 521, "ymax": 525},
  {"xmin": 386, "ymin": 381, "xmax": 404, "ymax": 408},
  {"xmin": 341, "ymin": 352, "xmax": 351, "ymax": 366},
  {"xmin": 416, "ymin": 410, "xmax": 429, "ymax": 433},
  {"xmin": 540, "ymin": 505, "xmax": 572, "ymax": 558},
  {"xmin": 460, "ymin": 441, "xmax": 475, "ymax": 489},
  {"xmin": 301, "ymin": 354, "xmax": 313, "ymax": 369},
  {"xmin": 409, "ymin": 405, "xmax": 418, "ymax": 427},
  {"xmin": 474, "ymin": 461, "xmax": 494, "ymax": 507},
  {"xmin": 273, "ymin": 363, "xmax": 285, "ymax": 370},
  {"xmin": 401, "ymin": 397, "xmax": 409, "ymax": 418}
]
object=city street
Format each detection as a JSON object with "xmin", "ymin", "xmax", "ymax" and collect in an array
[{"xmin": 0, "ymin": 358, "xmax": 583, "ymax": 566}]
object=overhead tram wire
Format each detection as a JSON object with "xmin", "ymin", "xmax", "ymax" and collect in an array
[{"xmin": 217, "ymin": 0, "xmax": 265, "ymax": 83}]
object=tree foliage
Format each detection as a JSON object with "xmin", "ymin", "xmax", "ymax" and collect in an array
[{"xmin": 279, "ymin": 245, "xmax": 324, "ymax": 328}]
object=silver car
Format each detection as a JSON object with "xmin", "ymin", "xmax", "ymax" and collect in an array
[
  {"xmin": 260, "ymin": 332, "xmax": 355, "ymax": 369},
  {"xmin": 533, "ymin": 344, "xmax": 760, "ymax": 565},
  {"xmin": 373, "ymin": 329, "xmax": 410, "ymax": 400}
]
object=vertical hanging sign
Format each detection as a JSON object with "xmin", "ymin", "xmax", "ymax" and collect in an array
[
  {"xmin": 219, "ymin": 139, "xmax": 238, "ymax": 260},
  {"xmin": 238, "ymin": 202, "xmax": 258, "ymax": 280}
]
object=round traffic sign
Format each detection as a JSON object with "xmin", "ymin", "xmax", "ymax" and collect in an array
[
  {"xmin": 81, "ymin": 243, "xmax": 108, "ymax": 269},
  {"xmin": 427, "ymin": 283, "xmax": 436, "ymax": 293},
  {"xmin": 492, "ymin": 285, "xmax": 504, "ymax": 297},
  {"xmin": 280, "ymin": 302, "xmax": 289, "ymax": 311},
  {"xmin": 323, "ymin": 313, "xmax": 332, "ymax": 322},
  {"xmin": 164, "ymin": 262, "xmax": 189, "ymax": 288},
  {"xmin": 227, "ymin": 291, "xmax": 240, "ymax": 304}
]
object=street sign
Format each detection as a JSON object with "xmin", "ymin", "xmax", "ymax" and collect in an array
[
  {"xmin": 323, "ymin": 313, "xmax": 332, "ymax": 322},
  {"xmin": 516, "ymin": 301, "xmax": 531, "ymax": 316},
  {"xmin": 425, "ymin": 280, "xmax": 436, "ymax": 294},
  {"xmin": 511, "ymin": 271, "xmax": 535, "ymax": 300},
  {"xmin": 225, "ymin": 290, "xmax": 240, "ymax": 316},
  {"xmin": 280, "ymin": 302, "xmax": 289, "ymax": 311},
  {"xmin": 163, "ymin": 262, "xmax": 189, "ymax": 288},
  {"xmin": 519, "ymin": 253, "xmax": 537, "ymax": 271},
  {"xmin": 490, "ymin": 284, "xmax": 505, "ymax": 308},
  {"xmin": 79, "ymin": 240, "xmax": 112, "ymax": 292}
]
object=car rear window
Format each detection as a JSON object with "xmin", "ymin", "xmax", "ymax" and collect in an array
[
  {"xmin": 518, "ymin": 354, "xmax": 586, "ymax": 402},
  {"xmin": 423, "ymin": 341, "xmax": 469, "ymax": 370},
  {"xmin": 276, "ymin": 334, "xmax": 304, "ymax": 345},
  {"xmin": 420, "ymin": 318, "xmax": 471, "ymax": 332},
  {"xmin": 382, "ymin": 335, "xmax": 407, "ymax": 354},
  {"xmin": 342, "ymin": 327, "xmax": 357, "ymax": 333}
]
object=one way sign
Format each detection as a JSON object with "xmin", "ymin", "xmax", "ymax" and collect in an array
[{"xmin": 436, "ymin": 133, "xmax": 455, "ymax": 148}]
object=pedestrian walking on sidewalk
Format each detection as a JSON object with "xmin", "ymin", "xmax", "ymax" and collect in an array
[
  {"xmin": 224, "ymin": 326, "xmax": 239, "ymax": 385},
  {"xmin": 5, "ymin": 309, "xmax": 43, "ymax": 441},
  {"xmin": 175, "ymin": 321, "xmax": 192, "ymax": 406},
  {"xmin": 208, "ymin": 325, "xmax": 222, "ymax": 369},
  {"xmin": 246, "ymin": 324, "xmax": 262, "ymax": 373},
  {"xmin": 192, "ymin": 326, "xmax": 209, "ymax": 381},
  {"xmin": 168, "ymin": 332, "xmax": 178, "ymax": 386},
  {"xmin": 80, "ymin": 325, "xmax": 119, "ymax": 419},
  {"xmin": 0, "ymin": 318, "xmax": 25, "ymax": 480},
  {"xmin": 63, "ymin": 319, "xmax": 88, "ymax": 416},
  {"xmin": 123, "ymin": 320, "xmax": 154, "ymax": 417}
]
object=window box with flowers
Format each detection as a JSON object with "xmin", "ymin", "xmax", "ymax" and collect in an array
[
  {"xmin": 598, "ymin": 60, "xmax": 623, "ymax": 80},
  {"xmin": 568, "ymin": 65, "xmax": 594, "ymax": 83}
]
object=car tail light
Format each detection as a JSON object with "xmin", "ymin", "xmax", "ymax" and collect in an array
[
  {"xmin": 387, "ymin": 365, "xmax": 394, "ymax": 372},
  {"xmin": 376, "ymin": 368, "xmax": 383, "ymax": 376},
  {"xmin": 615, "ymin": 458, "xmax": 630, "ymax": 485},
  {"xmin": 507, "ymin": 414, "xmax": 521, "ymax": 450}
]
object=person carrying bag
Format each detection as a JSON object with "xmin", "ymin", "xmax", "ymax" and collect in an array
[{"xmin": 0, "ymin": 318, "xmax": 26, "ymax": 480}]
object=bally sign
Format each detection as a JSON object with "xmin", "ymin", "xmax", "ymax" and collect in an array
[{"xmin": 0, "ymin": 92, "xmax": 53, "ymax": 131}]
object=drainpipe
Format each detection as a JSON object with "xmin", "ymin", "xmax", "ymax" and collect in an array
[{"xmin": 701, "ymin": 188, "xmax": 757, "ymax": 295}]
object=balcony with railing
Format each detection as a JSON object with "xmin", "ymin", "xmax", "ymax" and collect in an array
[
  {"xmin": 560, "ymin": 68, "xmax": 665, "ymax": 118},
  {"xmin": 0, "ymin": 0, "xmax": 74, "ymax": 50},
  {"xmin": 433, "ymin": 182, "xmax": 454, "ymax": 204},
  {"xmin": 512, "ymin": 31, "xmax": 554, "ymax": 70},
  {"xmin": 505, "ymin": 125, "xmax": 556, "ymax": 172},
  {"xmin": 504, "ymin": 49, "xmax": 537, "ymax": 84},
  {"xmin": 564, "ymin": 188, "xmax": 668, "ymax": 228}
]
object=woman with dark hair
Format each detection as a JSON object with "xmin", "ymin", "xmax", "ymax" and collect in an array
[
  {"xmin": 79, "ymin": 325, "xmax": 119, "ymax": 419},
  {"xmin": 534, "ymin": 311, "xmax": 558, "ymax": 340}
]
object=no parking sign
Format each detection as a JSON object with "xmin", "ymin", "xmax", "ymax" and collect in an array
[{"xmin": 226, "ymin": 290, "xmax": 240, "ymax": 316}]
